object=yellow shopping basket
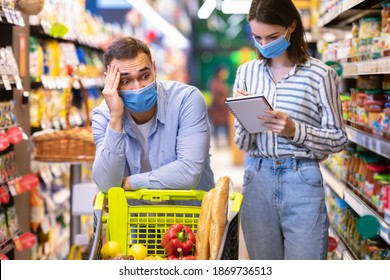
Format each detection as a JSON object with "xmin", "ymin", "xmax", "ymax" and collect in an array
[{"xmin": 89, "ymin": 187, "xmax": 243, "ymax": 260}]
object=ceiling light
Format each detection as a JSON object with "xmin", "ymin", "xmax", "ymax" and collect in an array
[
  {"xmin": 126, "ymin": 0, "xmax": 189, "ymax": 49},
  {"xmin": 197, "ymin": 0, "xmax": 217, "ymax": 19},
  {"xmin": 221, "ymin": 0, "xmax": 251, "ymax": 14}
]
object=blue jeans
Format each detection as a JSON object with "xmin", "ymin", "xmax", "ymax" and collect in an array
[{"xmin": 241, "ymin": 157, "xmax": 329, "ymax": 260}]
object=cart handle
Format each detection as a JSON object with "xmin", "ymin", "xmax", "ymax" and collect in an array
[
  {"xmin": 230, "ymin": 192, "xmax": 243, "ymax": 213},
  {"xmin": 89, "ymin": 192, "xmax": 107, "ymax": 260},
  {"xmin": 122, "ymin": 188, "xmax": 206, "ymax": 202},
  {"xmin": 93, "ymin": 191, "xmax": 106, "ymax": 210}
]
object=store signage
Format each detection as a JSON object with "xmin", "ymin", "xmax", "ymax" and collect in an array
[
  {"xmin": 7, "ymin": 126, "xmax": 23, "ymax": 144},
  {"xmin": 19, "ymin": 232, "xmax": 37, "ymax": 249},
  {"xmin": 20, "ymin": 174, "xmax": 39, "ymax": 192},
  {"xmin": 0, "ymin": 186, "xmax": 10, "ymax": 204},
  {"xmin": 0, "ymin": 132, "xmax": 10, "ymax": 151}
]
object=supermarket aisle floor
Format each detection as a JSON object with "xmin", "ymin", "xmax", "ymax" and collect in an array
[
  {"xmin": 209, "ymin": 141, "xmax": 244, "ymax": 191},
  {"xmin": 209, "ymin": 140, "xmax": 249, "ymax": 260}
]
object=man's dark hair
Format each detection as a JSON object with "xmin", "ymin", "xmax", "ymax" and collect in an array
[
  {"xmin": 247, "ymin": 0, "xmax": 309, "ymax": 64},
  {"xmin": 103, "ymin": 36, "xmax": 153, "ymax": 67}
]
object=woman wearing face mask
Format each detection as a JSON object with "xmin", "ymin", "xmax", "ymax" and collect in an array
[
  {"xmin": 234, "ymin": 0, "xmax": 348, "ymax": 259},
  {"xmin": 92, "ymin": 36, "xmax": 214, "ymax": 195}
]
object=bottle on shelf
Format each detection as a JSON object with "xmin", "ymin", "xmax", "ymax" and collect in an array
[{"xmin": 381, "ymin": 2, "xmax": 390, "ymax": 34}]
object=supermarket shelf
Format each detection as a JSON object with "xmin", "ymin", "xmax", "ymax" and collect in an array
[
  {"xmin": 321, "ymin": 165, "xmax": 390, "ymax": 245},
  {"xmin": 346, "ymin": 126, "xmax": 390, "ymax": 159},
  {"xmin": 0, "ymin": 230, "xmax": 23, "ymax": 255},
  {"xmin": 318, "ymin": 0, "xmax": 384, "ymax": 28},
  {"xmin": 54, "ymin": 203, "xmax": 69, "ymax": 219},
  {"xmin": 30, "ymin": 25, "xmax": 104, "ymax": 52},
  {"xmin": 343, "ymin": 71, "xmax": 390, "ymax": 77},
  {"xmin": 344, "ymin": 189, "xmax": 390, "ymax": 245},
  {"xmin": 341, "ymin": 57, "xmax": 390, "ymax": 77},
  {"xmin": 0, "ymin": 16, "xmax": 24, "ymax": 27},
  {"xmin": 0, "ymin": 79, "xmax": 16, "ymax": 89},
  {"xmin": 328, "ymin": 225, "xmax": 356, "ymax": 260},
  {"xmin": 320, "ymin": 164, "xmax": 346, "ymax": 199}
]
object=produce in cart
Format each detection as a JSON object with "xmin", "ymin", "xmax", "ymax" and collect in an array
[
  {"xmin": 100, "ymin": 241, "xmax": 122, "ymax": 259},
  {"xmin": 161, "ymin": 223, "xmax": 196, "ymax": 258},
  {"xmin": 167, "ymin": 248, "xmax": 196, "ymax": 260},
  {"xmin": 128, "ymin": 244, "xmax": 148, "ymax": 260},
  {"xmin": 89, "ymin": 182, "xmax": 242, "ymax": 261}
]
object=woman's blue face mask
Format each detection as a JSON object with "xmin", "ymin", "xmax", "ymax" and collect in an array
[
  {"xmin": 253, "ymin": 29, "xmax": 290, "ymax": 59},
  {"xmin": 119, "ymin": 81, "xmax": 158, "ymax": 112}
]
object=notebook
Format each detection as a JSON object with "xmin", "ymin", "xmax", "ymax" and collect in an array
[{"xmin": 225, "ymin": 95, "xmax": 273, "ymax": 133}]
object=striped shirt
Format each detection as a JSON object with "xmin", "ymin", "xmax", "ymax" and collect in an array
[{"xmin": 233, "ymin": 57, "xmax": 348, "ymax": 160}]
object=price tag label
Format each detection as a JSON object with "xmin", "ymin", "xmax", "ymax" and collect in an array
[
  {"xmin": 13, "ymin": 74, "xmax": 23, "ymax": 90},
  {"xmin": 20, "ymin": 173, "xmax": 39, "ymax": 191},
  {"xmin": 20, "ymin": 232, "xmax": 37, "ymax": 249},
  {"xmin": 3, "ymin": 8, "xmax": 13, "ymax": 24},
  {"xmin": 15, "ymin": 11, "xmax": 24, "ymax": 27},
  {"xmin": 7, "ymin": 179, "xmax": 17, "ymax": 196},
  {"xmin": 12, "ymin": 236, "xmax": 23, "ymax": 251},
  {"xmin": 51, "ymin": 165, "xmax": 62, "ymax": 178},
  {"xmin": 375, "ymin": 140, "xmax": 381, "ymax": 155},
  {"xmin": 0, "ymin": 132, "xmax": 10, "ymax": 151},
  {"xmin": 9, "ymin": 8, "xmax": 18, "ymax": 26},
  {"xmin": 1, "ymin": 74, "xmax": 12, "ymax": 90},
  {"xmin": 40, "ymin": 217, "xmax": 51, "ymax": 235},
  {"xmin": 0, "ymin": 186, "xmax": 10, "ymax": 204},
  {"xmin": 7, "ymin": 126, "xmax": 23, "ymax": 144}
]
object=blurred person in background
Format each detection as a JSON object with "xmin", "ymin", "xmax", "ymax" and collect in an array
[
  {"xmin": 233, "ymin": 0, "xmax": 347, "ymax": 259},
  {"xmin": 208, "ymin": 66, "xmax": 231, "ymax": 148},
  {"xmin": 92, "ymin": 36, "xmax": 214, "ymax": 195}
]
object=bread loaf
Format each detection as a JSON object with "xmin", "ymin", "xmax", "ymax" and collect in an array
[
  {"xmin": 209, "ymin": 176, "xmax": 230, "ymax": 260},
  {"xmin": 195, "ymin": 189, "xmax": 213, "ymax": 260}
]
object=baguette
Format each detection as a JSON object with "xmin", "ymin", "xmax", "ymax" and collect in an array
[
  {"xmin": 195, "ymin": 189, "xmax": 214, "ymax": 260},
  {"xmin": 209, "ymin": 176, "xmax": 230, "ymax": 260}
]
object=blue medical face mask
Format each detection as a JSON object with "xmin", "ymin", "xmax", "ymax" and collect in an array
[
  {"xmin": 253, "ymin": 29, "xmax": 290, "ymax": 59},
  {"xmin": 119, "ymin": 81, "xmax": 158, "ymax": 112}
]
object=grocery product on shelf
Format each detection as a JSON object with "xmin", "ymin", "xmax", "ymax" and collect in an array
[{"xmin": 325, "ymin": 185, "xmax": 390, "ymax": 259}]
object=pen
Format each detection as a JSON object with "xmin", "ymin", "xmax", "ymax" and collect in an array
[{"xmin": 243, "ymin": 81, "xmax": 247, "ymax": 91}]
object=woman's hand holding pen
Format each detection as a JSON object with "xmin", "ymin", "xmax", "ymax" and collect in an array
[
  {"xmin": 236, "ymin": 81, "xmax": 250, "ymax": 97},
  {"xmin": 237, "ymin": 81, "xmax": 295, "ymax": 139},
  {"xmin": 236, "ymin": 88, "xmax": 250, "ymax": 97},
  {"xmin": 258, "ymin": 110, "xmax": 296, "ymax": 139}
]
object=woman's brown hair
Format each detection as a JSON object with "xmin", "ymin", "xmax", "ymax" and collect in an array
[{"xmin": 247, "ymin": 0, "xmax": 309, "ymax": 64}]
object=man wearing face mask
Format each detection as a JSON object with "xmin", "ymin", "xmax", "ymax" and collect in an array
[
  {"xmin": 91, "ymin": 36, "xmax": 215, "ymax": 194},
  {"xmin": 233, "ymin": 0, "xmax": 347, "ymax": 259}
]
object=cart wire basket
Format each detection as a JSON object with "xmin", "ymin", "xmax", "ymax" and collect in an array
[{"xmin": 89, "ymin": 187, "xmax": 243, "ymax": 260}]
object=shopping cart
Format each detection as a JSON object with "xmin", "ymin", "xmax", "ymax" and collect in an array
[{"xmin": 89, "ymin": 187, "xmax": 243, "ymax": 260}]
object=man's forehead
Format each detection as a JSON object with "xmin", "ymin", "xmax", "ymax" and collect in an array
[
  {"xmin": 119, "ymin": 66, "xmax": 151, "ymax": 76},
  {"xmin": 112, "ymin": 58, "xmax": 153, "ymax": 76},
  {"xmin": 112, "ymin": 53, "xmax": 152, "ymax": 66}
]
